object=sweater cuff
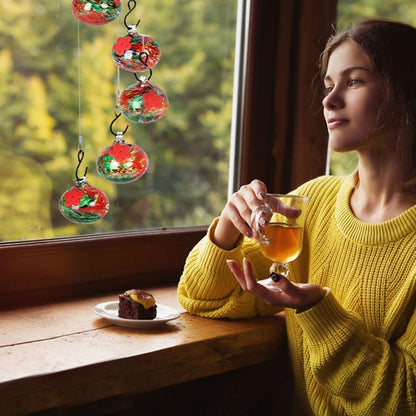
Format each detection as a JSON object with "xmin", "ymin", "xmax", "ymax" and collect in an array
[{"xmin": 295, "ymin": 288, "xmax": 358, "ymax": 348}]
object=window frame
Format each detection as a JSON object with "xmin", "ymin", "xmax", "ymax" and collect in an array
[{"xmin": 0, "ymin": 0, "xmax": 337, "ymax": 309}]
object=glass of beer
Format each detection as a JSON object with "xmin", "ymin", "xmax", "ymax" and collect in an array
[{"xmin": 251, "ymin": 194, "xmax": 309, "ymax": 283}]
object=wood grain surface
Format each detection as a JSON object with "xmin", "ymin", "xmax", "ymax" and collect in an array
[{"xmin": 0, "ymin": 286, "xmax": 286, "ymax": 415}]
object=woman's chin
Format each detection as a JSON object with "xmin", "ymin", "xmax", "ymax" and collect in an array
[{"xmin": 328, "ymin": 138, "xmax": 360, "ymax": 153}]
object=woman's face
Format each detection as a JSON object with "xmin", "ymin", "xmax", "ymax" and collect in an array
[{"xmin": 322, "ymin": 40, "xmax": 394, "ymax": 153}]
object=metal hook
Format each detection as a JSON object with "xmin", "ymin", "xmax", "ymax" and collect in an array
[
  {"xmin": 138, "ymin": 50, "xmax": 149, "ymax": 68},
  {"xmin": 133, "ymin": 51, "xmax": 152, "ymax": 81},
  {"xmin": 124, "ymin": 0, "xmax": 140, "ymax": 30},
  {"xmin": 109, "ymin": 110, "xmax": 129, "ymax": 136},
  {"xmin": 75, "ymin": 149, "xmax": 88, "ymax": 181},
  {"xmin": 134, "ymin": 68, "xmax": 152, "ymax": 82}
]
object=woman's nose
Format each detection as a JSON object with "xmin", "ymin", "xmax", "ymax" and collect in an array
[{"xmin": 322, "ymin": 87, "xmax": 344, "ymax": 110}]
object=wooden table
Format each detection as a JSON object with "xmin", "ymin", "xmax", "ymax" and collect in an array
[{"xmin": 0, "ymin": 286, "xmax": 287, "ymax": 415}]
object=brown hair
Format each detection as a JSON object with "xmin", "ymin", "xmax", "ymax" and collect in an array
[{"xmin": 320, "ymin": 19, "xmax": 416, "ymax": 188}]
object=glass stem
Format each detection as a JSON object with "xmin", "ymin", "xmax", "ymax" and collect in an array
[{"xmin": 270, "ymin": 262, "xmax": 289, "ymax": 277}]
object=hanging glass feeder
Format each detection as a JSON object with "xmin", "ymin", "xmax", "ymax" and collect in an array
[
  {"xmin": 72, "ymin": 0, "xmax": 122, "ymax": 25},
  {"xmin": 59, "ymin": 150, "xmax": 109, "ymax": 224},
  {"xmin": 112, "ymin": 7, "xmax": 161, "ymax": 73},
  {"xmin": 96, "ymin": 112, "xmax": 149, "ymax": 183},
  {"xmin": 119, "ymin": 74, "xmax": 169, "ymax": 123}
]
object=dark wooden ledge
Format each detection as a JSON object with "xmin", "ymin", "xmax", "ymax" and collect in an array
[{"xmin": 0, "ymin": 286, "xmax": 287, "ymax": 415}]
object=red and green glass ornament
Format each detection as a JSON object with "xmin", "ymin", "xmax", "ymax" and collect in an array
[
  {"xmin": 119, "ymin": 77, "xmax": 168, "ymax": 123},
  {"xmin": 59, "ymin": 150, "xmax": 109, "ymax": 224},
  {"xmin": 97, "ymin": 131, "xmax": 149, "ymax": 183},
  {"xmin": 72, "ymin": 0, "xmax": 121, "ymax": 25},
  {"xmin": 112, "ymin": 26, "xmax": 161, "ymax": 73}
]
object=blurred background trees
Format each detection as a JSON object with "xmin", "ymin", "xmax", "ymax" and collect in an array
[
  {"xmin": 2, "ymin": 0, "xmax": 416, "ymax": 241},
  {"xmin": 0, "ymin": 0, "xmax": 237, "ymax": 240}
]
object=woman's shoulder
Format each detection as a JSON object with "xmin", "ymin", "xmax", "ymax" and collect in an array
[{"xmin": 294, "ymin": 174, "xmax": 349, "ymax": 198}]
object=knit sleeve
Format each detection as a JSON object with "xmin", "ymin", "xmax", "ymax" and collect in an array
[
  {"xmin": 177, "ymin": 218, "xmax": 282, "ymax": 319},
  {"xmin": 296, "ymin": 287, "xmax": 416, "ymax": 415}
]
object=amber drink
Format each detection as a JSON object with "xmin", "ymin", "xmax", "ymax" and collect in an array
[
  {"xmin": 251, "ymin": 194, "xmax": 309, "ymax": 279},
  {"xmin": 260, "ymin": 222, "xmax": 304, "ymax": 264}
]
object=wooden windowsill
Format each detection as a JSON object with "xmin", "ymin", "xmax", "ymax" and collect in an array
[{"xmin": 0, "ymin": 285, "xmax": 286, "ymax": 415}]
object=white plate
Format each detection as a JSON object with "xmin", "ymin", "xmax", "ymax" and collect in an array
[{"xmin": 94, "ymin": 301, "xmax": 180, "ymax": 328}]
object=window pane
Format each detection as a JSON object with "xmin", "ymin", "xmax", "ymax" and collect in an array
[
  {"xmin": 329, "ymin": 0, "xmax": 416, "ymax": 176},
  {"xmin": 0, "ymin": 0, "xmax": 238, "ymax": 242}
]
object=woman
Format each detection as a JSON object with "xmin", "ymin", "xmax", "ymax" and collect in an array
[{"xmin": 178, "ymin": 19, "xmax": 416, "ymax": 415}]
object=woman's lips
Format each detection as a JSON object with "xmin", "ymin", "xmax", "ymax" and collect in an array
[{"xmin": 327, "ymin": 118, "xmax": 348, "ymax": 129}]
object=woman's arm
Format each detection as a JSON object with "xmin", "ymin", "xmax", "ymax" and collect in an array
[
  {"xmin": 177, "ymin": 218, "xmax": 282, "ymax": 319},
  {"xmin": 296, "ymin": 285, "xmax": 416, "ymax": 415},
  {"xmin": 179, "ymin": 179, "xmax": 300, "ymax": 318}
]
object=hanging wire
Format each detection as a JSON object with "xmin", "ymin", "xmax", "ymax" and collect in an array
[
  {"xmin": 111, "ymin": 12, "xmax": 130, "ymax": 139},
  {"xmin": 140, "ymin": 0, "xmax": 145, "ymax": 46},
  {"xmin": 116, "ymin": 15, "xmax": 121, "ymax": 101},
  {"xmin": 75, "ymin": 19, "xmax": 87, "ymax": 184},
  {"xmin": 77, "ymin": 20, "xmax": 84, "ymax": 152}
]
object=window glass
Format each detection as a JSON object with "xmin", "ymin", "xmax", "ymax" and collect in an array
[
  {"xmin": 329, "ymin": 0, "xmax": 416, "ymax": 175},
  {"xmin": 0, "ymin": 0, "xmax": 238, "ymax": 242}
]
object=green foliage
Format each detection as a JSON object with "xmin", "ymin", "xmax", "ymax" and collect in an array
[
  {"xmin": 337, "ymin": 0, "xmax": 416, "ymax": 30},
  {"xmin": 6, "ymin": 1, "xmax": 415, "ymax": 241},
  {"xmin": 0, "ymin": 0, "xmax": 237, "ymax": 241}
]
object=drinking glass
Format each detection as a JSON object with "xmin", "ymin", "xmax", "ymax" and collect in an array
[{"xmin": 251, "ymin": 194, "xmax": 309, "ymax": 287}]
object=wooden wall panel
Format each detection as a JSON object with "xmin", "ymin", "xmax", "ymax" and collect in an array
[{"xmin": 240, "ymin": 0, "xmax": 337, "ymax": 192}]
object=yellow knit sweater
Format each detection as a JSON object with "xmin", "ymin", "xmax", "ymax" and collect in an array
[{"xmin": 178, "ymin": 175, "xmax": 416, "ymax": 415}]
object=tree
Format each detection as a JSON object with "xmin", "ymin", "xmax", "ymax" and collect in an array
[{"xmin": 0, "ymin": 0, "xmax": 237, "ymax": 241}]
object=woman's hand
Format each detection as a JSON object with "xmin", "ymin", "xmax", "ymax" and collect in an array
[
  {"xmin": 227, "ymin": 257, "xmax": 326, "ymax": 312},
  {"xmin": 212, "ymin": 179, "xmax": 267, "ymax": 250},
  {"xmin": 212, "ymin": 179, "xmax": 299, "ymax": 250}
]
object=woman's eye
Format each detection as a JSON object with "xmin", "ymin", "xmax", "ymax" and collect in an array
[
  {"xmin": 324, "ymin": 85, "xmax": 334, "ymax": 95},
  {"xmin": 348, "ymin": 79, "xmax": 361, "ymax": 87}
]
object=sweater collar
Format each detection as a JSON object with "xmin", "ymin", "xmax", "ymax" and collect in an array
[{"xmin": 335, "ymin": 175, "xmax": 416, "ymax": 245}]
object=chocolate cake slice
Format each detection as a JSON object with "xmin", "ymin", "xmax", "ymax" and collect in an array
[{"xmin": 118, "ymin": 289, "xmax": 157, "ymax": 320}]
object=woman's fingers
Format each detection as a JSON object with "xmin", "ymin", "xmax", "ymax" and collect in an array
[
  {"xmin": 249, "ymin": 179, "xmax": 268, "ymax": 201},
  {"xmin": 213, "ymin": 181, "xmax": 270, "ymax": 249},
  {"xmin": 225, "ymin": 181, "xmax": 269, "ymax": 237},
  {"xmin": 227, "ymin": 258, "xmax": 284, "ymax": 303},
  {"xmin": 240, "ymin": 259, "xmax": 280, "ymax": 302},
  {"xmin": 227, "ymin": 258, "xmax": 325, "ymax": 311},
  {"xmin": 225, "ymin": 200, "xmax": 253, "ymax": 237},
  {"xmin": 226, "ymin": 259, "xmax": 248, "ymax": 290},
  {"xmin": 267, "ymin": 272, "xmax": 326, "ymax": 311},
  {"xmin": 269, "ymin": 272, "xmax": 299, "ymax": 295},
  {"xmin": 265, "ymin": 195, "xmax": 301, "ymax": 219}
]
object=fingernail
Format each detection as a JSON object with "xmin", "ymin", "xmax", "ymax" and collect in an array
[
  {"xmin": 270, "ymin": 273, "xmax": 282, "ymax": 282},
  {"xmin": 245, "ymin": 230, "xmax": 252, "ymax": 238},
  {"xmin": 226, "ymin": 259, "xmax": 233, "ymax": 268}
]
